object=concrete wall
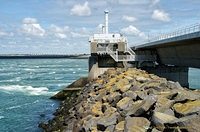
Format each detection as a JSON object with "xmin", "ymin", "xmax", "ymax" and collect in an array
[
  {"xmin": 142, "ymin": 66, "xmax": 189, "ymax": 87},
  {"xmin": 88, "ymin": 56, "xmax": 114, "ymax": 81}
]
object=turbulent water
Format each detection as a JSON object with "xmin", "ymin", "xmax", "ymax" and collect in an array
[
  {"xmin": 0, "ymin": 59, "xmax": 88, "ymax": 132},
  {"xmin": 0, "ymin": 59, "xmax": 199, "ymax": 132}
]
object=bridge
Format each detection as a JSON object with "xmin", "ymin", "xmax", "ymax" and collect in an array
[
  {"xmin": 131, "ymin": 23, "xmax": 200, "ymax": 87},
  {"xmin": 132, "ymin": 23, "xmax": 200, "ymax": 68}
]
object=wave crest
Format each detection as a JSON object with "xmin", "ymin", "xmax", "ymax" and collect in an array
[{"xmin": 0, "ymin": 85, "xmax": 57, "ymax": 96}]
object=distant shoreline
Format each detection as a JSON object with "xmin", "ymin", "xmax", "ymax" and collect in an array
[{"xmin": 0, "ymin": 54, "xmax": 89, "ymax": 59}]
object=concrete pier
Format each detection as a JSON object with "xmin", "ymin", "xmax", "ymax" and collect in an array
[
  {"xmin": 142, "ymin": 65, "xmax": 189, "ymax": 87},
  {"xmin": 88, "ymin": 56, "xmax": 124, "ymax": 80}
]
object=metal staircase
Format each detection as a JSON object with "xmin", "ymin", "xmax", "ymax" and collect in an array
[{"xmin": 102, "ymin": 45, "xmax": 136, "ymax": 62}]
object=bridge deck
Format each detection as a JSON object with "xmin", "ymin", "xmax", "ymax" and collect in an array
[{"xmin": 135, "ymin": 31, "xmax": 200, "ymax": 49}]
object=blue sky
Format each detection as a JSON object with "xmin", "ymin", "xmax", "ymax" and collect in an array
[{"xmin": 0, "ymin": 0, "xmax": 200, "ymax": 54}]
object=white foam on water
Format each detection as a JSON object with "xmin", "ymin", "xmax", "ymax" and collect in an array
[
  {"xmin": 0, "ymin": 116, "xmax": 4, "ymax": 119},
  {"xmin": 0, "ymin": 85, "xmax": 57, "ymax": 96},
  {"xmin": 24, "ymin": 68, "xmax": 36, "ymax": 71},
  {"xmin": 6, "ymin": 105, "xmax": 21, "ymax": 110},
  {"xmin": 73, "ymin": 71, "xmax": 76, "ymax": 74},
  {"xmin": 49, "ymin": 72, "xmax": 56, "ymax": 74},
  {"xmin": 58, "ymin": 83, "xmax": 68, "ymax": 87},
  {"xmin": 0, "ymin": 77, "xmax": 22, "ymax": 82},
  {"xmin": 4, "ymin": 100, "xmax": 40, "ymax": 111}
]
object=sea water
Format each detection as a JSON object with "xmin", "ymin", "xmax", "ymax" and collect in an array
[
  {"xmin": 0, "ymin": 59, "xmax": 199, "ymax": 132},
  {"xmin": 0, "ymin": 59, "xmax": 88, "ymax": 132}
]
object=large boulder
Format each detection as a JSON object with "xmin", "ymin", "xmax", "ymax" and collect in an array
[
  {"xmin": 155, "ymin": 90, "xmax": 178, "ymax": 100},
  {"xmin": 97, "ymin": 112, "xmax": 118, "ymax": 129},
  {"xmin": 152, "ymin": 112, "xmax": 178, "ymax": 131},
  {"xmin": 82, "ymin": 116, "xmax": 99, "ymax": 131},
  {"xmin": 174, "ymin": 90, "xmax": 200, "ymax": 102},
  {"xmin": 122, "ymin": 90, "xmax": 137, "ymax": 100},
  {"xmin": 126, "ymin": 96, "xmax": 156, "ymax": 116},
  {"xmin": 154, "ymin": 97, "xmax": 175, "ymax": 116},
  {"xmin": 107, "ymin": 92, "xmax": 121, "ymax": 103},
  {"xmin": 167, "ymin": 81, "xmax": 184, "ymax": 90},
  {"xmin": 164, "ymin": 114, "xmax": 200, "ymax": 132},
  {"xmin": 124, "ymin": 116, "xmax": 150, "ymax": 132},
  {"xmin": 134, "ymin": 91, "xmax": 148, "ymax": 100},
  {"xmin": 173, "ymin": 100, "xmax": 200, "ymax": 116},
  {"xmin": 117, "ymin": 97, "xmax": 133, "ymax": 111}
]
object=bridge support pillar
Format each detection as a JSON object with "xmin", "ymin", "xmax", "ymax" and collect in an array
[{"xmin": 142, "ymin": 65, "xmax": 189, "ymax": 87}]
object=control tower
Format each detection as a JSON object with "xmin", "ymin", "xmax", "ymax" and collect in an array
[{"xmin": 88, "ymin": 10, "xmax": 135, "ymax": 80}]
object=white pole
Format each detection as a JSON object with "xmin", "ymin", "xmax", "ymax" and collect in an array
[{"xmin": 104, "ymin": 10, "xmax": 109, "ymax": 34}]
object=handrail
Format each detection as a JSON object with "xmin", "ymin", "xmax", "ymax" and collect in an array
[{"xmin": 135, "ymin": 23, "xmax": 200, "ymax": 46}]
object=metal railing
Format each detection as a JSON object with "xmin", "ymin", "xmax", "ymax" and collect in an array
[
  {"xmin": 135, "ymin": 23, "xmax": 200, "ymax": 46},
  {"xmin": 97, "ymin": 45, "xmax": 136, "ymax": 62},
  {"xmin": 90, "ymin": 38, "xmax": 127, "ymax": 43}
]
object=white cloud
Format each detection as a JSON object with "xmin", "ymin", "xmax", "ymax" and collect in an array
[
  {"xmin": 70, "ymin": 1, "xmax": 91, "ymax": 16},
  {"xmin": 120, "ymin": 25, "xmax": 147, "ymax": 39},
  {"xmin": 48, "ymin": 24, "xmax": 69, "ymax": 32},
  {"xmin": 20, "ymin": 18, "xmax": 45, "ymax": 37},
  {"xmin": 22, "ymin": 18, "xmax": 37, "ymax": 24},
  {"xmin": 0, "ymin": 32, "xmax": 14, "ymax": 37},
  {"xmin": 152, "ymin": 10, "xmax": 171, "ymax": 22},
  {"xmin": 122, "ymin": 15, "xmax": 137, "ymax": 22},
  {"xmin": 151, "ymin": 0, "xmax": 160, "ymax": 7},
  {"xmin": 71, "ymin": 27, "xmax": 90, "ymax": 38},
  {"xmin": 118, "ymin": 0, "xmax": 149, "ymax": 5},
  {"xmin": 55, "ymin": 33, "xmax": 67, "ymax": 39},
  {"xmin": 47, "ymin": 24, "xmax": 69, "ymax": 39}
]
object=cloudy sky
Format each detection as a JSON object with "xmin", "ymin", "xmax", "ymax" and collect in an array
[{"xmin": 0, "ymin": 0, "xmax": 200, "ymax": 54}]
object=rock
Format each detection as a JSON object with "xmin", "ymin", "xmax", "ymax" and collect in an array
[
  {"xmin": 174, "ymin": 90, "xmax": 200, "ymax": 102},
  {"xmin": 154, "ymin": 97, "xmax": 175, "ymax": 115},
  {"xmin": 134, "ymin": 91, "xmax": 148, "ymax": 100},
  {"xmin": 82, "ymin": 101, "xmax": 103, "ymax": 117},
  {"xmin": 105, "ymin": 125, "xmax": 115, "ymax": 131},
  {"xmin": 152, "ymin": 112, "xmax": 178, "ymax": 131},
  {"xmin": 97, "ymin": 112, "xmax": 118, "ymax": 128},
  {"xmin": 173, "ymin": 100, "xmax": 200, "ymax": 116},
  {"xmin": 117, "ymin": 97, "xmax": 133, "ymax": 110},
  {"xmin": 40, "ymin": 114, "xmax": 45, "ymax": 117},
  {"xmin": 95, "ymin": 92, "xmax": 107, "ymax": 102},
  {"xmin": 124, "ymin": 116, "xmax": 150, "ymax": 132},
  {"xmin": 143, "ymin": 82, "xmax": 161, "ymax": 90},
  {"xmin": 115, "ymin": 121, "xmax": 125, "ymax": 131},
  {"xmin": 135, "ymin": 76, "xmax": 150, "ymax": 83},
  {"xmin": 129, "ymin": 85, "xmax": 143, "ymax": 91},
  {"xmin": 167, "ymin": 81, "xmax": 184, "ymax": 90},
  {"xmin": 107, "ymin": 92, "xmax": 121, "ymax": 103},
  {"xmin": 38, "ymin": 122, "xmax": 49, "ymax": 129},
  {"xmin": 164, "ymin": 114, "xmax": 200, "ymax": 132},
  {"xmin": 122, "ymin": 90, "xmax": 137, "ymax": 100},
  {"xmin": 156, "ymin": 90, "xmax": 178, "ymax": 100},
  {"xmin": 104, "ymin": 106, "xmax": 117, "ymax": 115},
  {"xmin": 116, "ymin": 78, "xmax": 131, "ymax": 92},
  {"xmin": 127, "ymin": 96, "xmax": 156, "ymax": 116},
  {"xmin": 117, "ymin": 112, "xmax": 126, "ymax": 123},
  {"xmin": 110, "ymin": 95, "xmax": 123, "ymax": 107},
  {"xmin": 81, "ymin": 116, "xmax": 99, "ymax": 131}
]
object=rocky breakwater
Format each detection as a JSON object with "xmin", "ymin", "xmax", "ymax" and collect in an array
[{"xmin": 39, "ymin": 68, "xmax": 200, "ymax": 132}]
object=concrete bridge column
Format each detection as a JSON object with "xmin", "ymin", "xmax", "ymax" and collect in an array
[{"xmin": 142, "ymin": 65, "xmax": 189, "ymax": 87}]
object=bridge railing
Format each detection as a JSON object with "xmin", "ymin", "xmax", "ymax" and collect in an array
[{"xmin": 135, "ymin": 23, "xmax": 200, "ymax": 46}]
